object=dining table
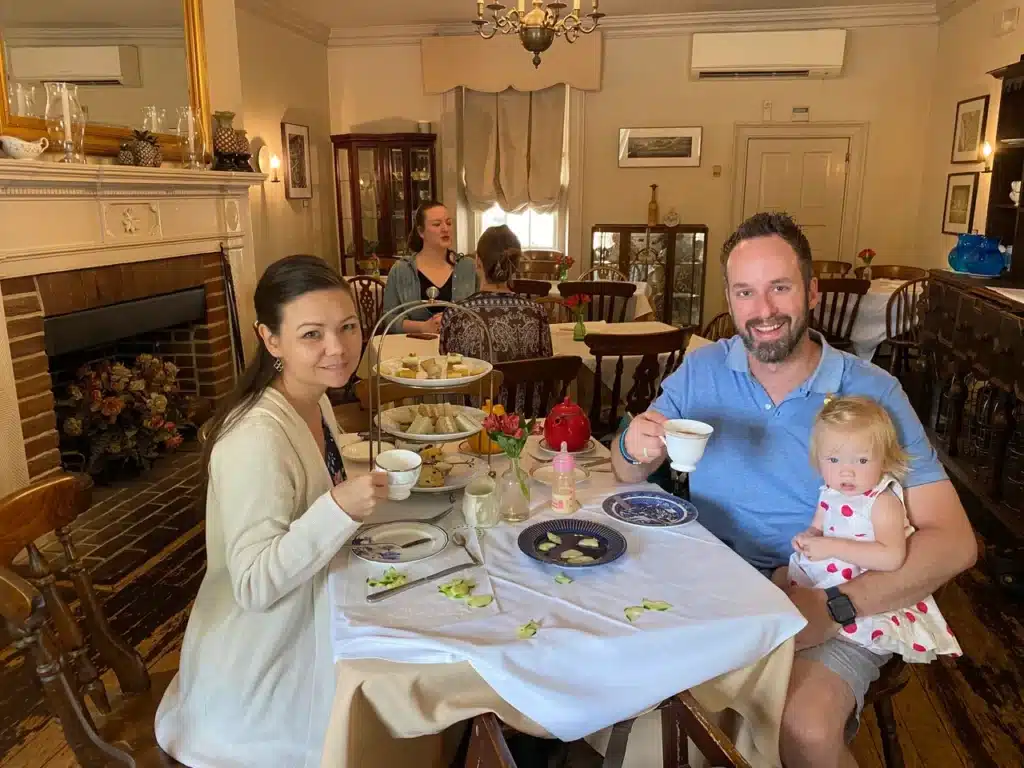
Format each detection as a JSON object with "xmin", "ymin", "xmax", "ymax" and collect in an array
[{"xmin": 322, "ymin": 434, "xmax": 806, "ymax": 768}]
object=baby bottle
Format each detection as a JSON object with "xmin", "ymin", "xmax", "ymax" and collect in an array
[{"xmin": 550, "ymin": 442, "xmax": 577, "ymax": 515}]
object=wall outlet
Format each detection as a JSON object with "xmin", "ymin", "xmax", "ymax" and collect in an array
[
  {"xmin": 762, "ymin": 100, "xmax": 773, "ymax": 121},
  {"xmin": 792, "ymin": 106, "xmax": 810, "ymax": 122},
  {"xmin": 712, "ymin": 165, "xmax": 722, "ymax": 177}
]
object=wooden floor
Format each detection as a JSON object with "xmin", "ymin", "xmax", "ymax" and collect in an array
[{"xmin": 1, "ymin": 469, "xmax": 1022, "ymax": 767}]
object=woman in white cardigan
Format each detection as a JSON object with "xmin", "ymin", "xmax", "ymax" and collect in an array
[{"xmin": 155, "ymin": 255, "xmax": 387, "ymax": 768}]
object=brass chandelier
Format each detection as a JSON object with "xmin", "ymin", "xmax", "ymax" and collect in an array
[{"xmin": 472, "ymin": 1, "xmax": 604, "ymax": 68}]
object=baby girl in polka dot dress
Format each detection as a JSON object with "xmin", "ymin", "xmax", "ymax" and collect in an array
[{"xmin": 788, "ymin": 396, "xmax": 962, "ymax": 663}]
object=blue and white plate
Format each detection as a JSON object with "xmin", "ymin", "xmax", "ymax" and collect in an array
[
  {"xmin": 602, "ymin": 491, "xmax": 697, "ymax": 528},
  {"xmin": 518, "ymin": 518, "xmax": 626, "ymax": 568}
]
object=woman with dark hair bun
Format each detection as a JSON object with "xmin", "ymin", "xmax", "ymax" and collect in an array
[
  {"xmin": 380, "ymin": 200, "xmax": 477, "ymax": 333},
  {"xmin": 440, "ymin": 225, "xmax": 552, "ymax": 409},
  {"xmin": 155, "ymin": 254, "xmax": 387, "ymax": 768}
]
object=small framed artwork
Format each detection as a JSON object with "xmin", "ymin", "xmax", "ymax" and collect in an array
[
  {"xmin": 618, "ymin": 127, "xmax": 702, "ymax": 168},
  {"xmin": 950, "ymin": 95, "xmax": 989, "ymax": 164},
  {"xmin": 942, "ymin": 172, "xmax": 979, "ymax": 235},
  {"xmin": 281, "ymin": 121, "xmax": 313, "ymax": 199}
]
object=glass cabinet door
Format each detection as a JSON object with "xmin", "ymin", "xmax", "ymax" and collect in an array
[
  {"xmin": 410, "ymin": 147, "xmax": 433, "ymax": 207},
  {"xmin": 671, "ymin": 231, "xmax": 707, "ymax": 328},
  {"xmin": 355, "ymin": 147, "xmax": 382, "ymax": 267},
  {"xmin": 336, "ymin": 147, "xmax": 355, "ymax": 266},
  {"xmin": 388, "ymin": 147, "xmax": 408, "ymax": 255}
]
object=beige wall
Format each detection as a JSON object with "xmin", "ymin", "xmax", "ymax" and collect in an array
[
  {"xmin": 586, "ymin": 25, "xmax": 937, "ymax": 320},
  {"xmin": 327, "ymin": 43, "xmax": 441, "ymax": 133},
  {"xmin": 236, "ymin": 9, "xmax": 338, "ymax": 276},
  {"xmin": 327, "ymin": 25, "xmax": 938, "ymax": 322},
  {"xmin": 917, "ymin": 0, "xmax": 1024, "ymax": 265}
]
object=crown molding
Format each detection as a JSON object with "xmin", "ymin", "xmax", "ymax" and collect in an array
[
  {"xmin": 2, "ymin": 27, "xmax": 185, "ymax": 45},
  {"xmin": 235, "ymin": 0, "xmax": 331, "ymax": 45},
  {"xmin": 327, "ymin": 3, "xmax": 939, "ymax": 48},
  {"xmin": 936, "ymin": 0, "xmax": 980, "ymax": 22}
]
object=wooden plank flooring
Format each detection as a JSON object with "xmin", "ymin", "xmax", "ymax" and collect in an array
[{"xmin": 2, "ymin": 486, "xmax": 1022, "ymax": 766}]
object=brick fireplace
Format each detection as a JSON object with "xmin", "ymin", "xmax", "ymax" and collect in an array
[
  {"xmin": 1, "ymin": 254, "xmax": 237, "ymax": 481},
  {"xmin": 0, "ymin": 160, "xmax": 264, "ymax": 497}
]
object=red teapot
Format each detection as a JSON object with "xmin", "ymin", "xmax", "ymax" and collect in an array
[{"xmin": 544, "ymin": 396, "xmax": 591, "ymax": 452}]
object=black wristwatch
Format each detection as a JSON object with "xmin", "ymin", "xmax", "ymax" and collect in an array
[{"xmin": 825, "ymin": 586, "xmax": 857, "ymax": 627}]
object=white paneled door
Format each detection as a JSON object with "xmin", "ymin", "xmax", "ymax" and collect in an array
[{"xmin": 742, "ymin": 137, "xmax": 850, "ymax": 261}]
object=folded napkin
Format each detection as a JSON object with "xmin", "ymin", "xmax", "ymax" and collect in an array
[{"xmin": 330, "ymin": 512, "xmax": 500, "ymax": 633}]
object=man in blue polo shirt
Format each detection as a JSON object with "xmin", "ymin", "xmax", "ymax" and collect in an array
[{"xmin": 613, "ymin": 212, "xmax": 976, "ymax": 768}]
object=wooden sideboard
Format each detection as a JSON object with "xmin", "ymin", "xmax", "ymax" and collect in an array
[{"xmin": 919, "ymin": 270, "xmax": 1024, "ymax": 539}]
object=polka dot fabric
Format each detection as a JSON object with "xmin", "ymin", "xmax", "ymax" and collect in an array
[{"xmin": 788, "ymin": 474, "xmax": 963, "ymax": 663}]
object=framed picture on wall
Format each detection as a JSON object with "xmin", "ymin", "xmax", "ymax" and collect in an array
[
  {"xmin": 942, "ymin": 171, "xmax": 979, "ymax": 234},
  {"xmin": 281, "ymin": 122, "xmax": 313, "ymax": 199},
  {"xmin": 618, "ymin": 127, "xmax": 702, "ymax": 167},
  {"xmin": 950, "ymin": 95, "xmax": 990, "ymax": 164}
]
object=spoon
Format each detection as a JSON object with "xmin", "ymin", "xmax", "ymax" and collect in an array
[{"xmin": 452, "ymin": 531, "xmax": 480, "ymax": 567}]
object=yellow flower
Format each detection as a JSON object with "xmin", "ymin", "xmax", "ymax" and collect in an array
[
  {"xmin": 68, "ymin": 385, "xmax": 83, "ymax": 401},
  {"xmin": 130, "ymin": 379, "xmax": 146, "ymax": 391},
  {"xmin": 163, "ymin": 361, "xmax": 178, "ymax": 378},
  {"xmin": 63, "ymin": 417, "xmax": 83, "ymax": 437},
  {"xmin": 150, "ymin": 394, "xmax": 169, "ymax": 414},
  {"xmin": 111, "ymin": 363, "xmax": 131, "ymax": 380}
]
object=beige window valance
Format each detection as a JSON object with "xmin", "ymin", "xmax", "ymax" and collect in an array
[
  {"xmin": 463, "ymin": 86, "xmax": 566, "ymax": 214},
  {"xmin": 421, "ymin": 33, "xmax": 602, "ymax": 94}
]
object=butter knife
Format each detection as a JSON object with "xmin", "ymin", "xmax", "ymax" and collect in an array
[{"xmin": 366, "ymin": 561, "xmax": 476, "ymax": 603}]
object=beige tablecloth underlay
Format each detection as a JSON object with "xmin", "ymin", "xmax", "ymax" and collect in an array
[{"xmin": 320, "ymin": 638, "xmax": 793, "ymax": 768}]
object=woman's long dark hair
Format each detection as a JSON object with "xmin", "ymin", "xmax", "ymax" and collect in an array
[
  {"xmin": 408, "ymin": 199, "xmax": 456, "ymax": 266},
  {"xmin": 476, "ymin": 225, "xmax": 521, "ymax": 285},
  {"xmin": 200, "ymin": 254, "xmax": 352, "ymax": 478}
]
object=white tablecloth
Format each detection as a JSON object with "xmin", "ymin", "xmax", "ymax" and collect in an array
[
  {"xmin": 849, "ymin": 278, "xmax": 906, "ymax": 360},
  {"xmin": 328, "ymin": 446, "xmax": 805, "ymax": 743}
]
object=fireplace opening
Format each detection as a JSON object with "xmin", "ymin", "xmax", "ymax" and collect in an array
[{"xmin": 47, "ymin": 291, "xmax": 212, "ymax": 482}]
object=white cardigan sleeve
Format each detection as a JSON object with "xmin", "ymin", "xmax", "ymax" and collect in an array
[{"xmin": 211, "ymin": 417, "xmax": 359, "ymax": 612}]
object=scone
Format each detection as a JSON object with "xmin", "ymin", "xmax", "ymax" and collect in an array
[{"xmin": 417, "ymin": 465, "xmax": 446, "ymax": 488}]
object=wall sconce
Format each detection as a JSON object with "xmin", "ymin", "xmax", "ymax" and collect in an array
[
  {"xmin": 982, "ymin": 140, "xmax": 993, "ymax": 173},
  {"xmin": 270, "ymin": 154, "xmax": 281, "ymax": 183}
]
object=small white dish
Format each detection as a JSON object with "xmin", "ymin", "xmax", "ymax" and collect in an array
[
  {"xmin": 375, "ymin": 355, "xmax": 493, "ymax": 389},
  {"xmin": 350, "ymin": 521, "xmax": 448, "ymax": 564},
  {"xmin": 412, "ymin": 451, "xmax": 484, "ymax": 493},
  {"xmin": 529, "ymin": 464, "xmax": 590, "ymax": 486},
  {"xmin": 340, "ymin": 440, "xmax": 395, "ymax": 477},
  {"xmin": 374, "ymin": 449, "xmax": 422, "ymax": 500}
]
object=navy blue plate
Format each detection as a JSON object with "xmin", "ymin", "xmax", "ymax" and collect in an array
[
  {"xmin": 518, "ymin": 518, "xmax": 626, "ymax": 568},
  {"xmin": 602, "ymin": 491, "xmax": 698, "ymax": 527}
]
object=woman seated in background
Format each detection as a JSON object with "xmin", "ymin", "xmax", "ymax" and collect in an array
[
  {"xmin": 440, "ymin": 226, "xmax": 553, "ymax": 410},
  {"xmin": 381, "ymin": 199, "xmax": 477, "ymax": 334},
  {"xmin": 155, "ymin": 255, "xmax": 387, "ymax": 768}
]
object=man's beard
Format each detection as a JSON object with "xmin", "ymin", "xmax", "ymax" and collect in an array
[{"xmin": 737, "ymin": 308, "xmax": 809, "ymax": 364}]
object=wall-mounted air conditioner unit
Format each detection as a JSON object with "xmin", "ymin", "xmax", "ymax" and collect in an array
[
  {"xmin": 7, "ymin": 45, "xmax": 140, "ymax": 86},
  {"xmin": 690, "ymin": 29, "xmax": 847, "ymax": 80}
]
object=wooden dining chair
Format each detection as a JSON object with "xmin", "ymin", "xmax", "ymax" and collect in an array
[
  {"xmin": 701, "ymin": 311, "xmax": 736, "ymax": 342},
  {"xmin": 579, "ymin": 266, "xmax": 629, "ymax": 281},
  {"xmin": 557, "ymin": 281, "xmax": 636, "ymax": 324},
  {"xmin": 583, "ymin": 327, "xmax": 692, "ymax": 440},
  {"xmin": 863, "ymin": 658, "xmax": 911, "ymax": 768},
  {"xmin": 509, "ymin": 278, "xmax": 552, "ymax": 300},
  {"xmin": 518, "ymin": 249, "xmax": 562, "ymax": 281},
  {"xmin": 812, "ymin": 260, "xmax": 853, "ymax": 279},
  {"xmin": 661, "ymin": 691, "xmax": 754, "ymax": 768},
  {"xmin": 852, "ymin": 265, "xmax": 927, "ymax": 281},
  {"xmin": 459, "ymin": 714, "xmax": 518, "ymax": 767},
  {"xmin": 493, "ymin": 356, "xmax": 583, "ymax": 419},
  {"xmin": 883, "ymin": 277, "xmax": 929, "ymax": 376},
  {"xmin": 535, "ymin": 296, "xmax": 569, "ymax": 324},
  {"xmin": 348, "ymin": 275, "xmax": 386, "ymax": 344},
  {"xmin": 0, "ymin": 473, "xmax": 181, "ymax": 767},
  {"xmin": 811, "ymin": 278, "xmax": 870, "ymax": 351}
]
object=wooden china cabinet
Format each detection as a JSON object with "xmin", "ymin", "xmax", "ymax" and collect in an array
[{"xmin": 331, "ymin": 133, "xmax": 438, "ymax": 276}]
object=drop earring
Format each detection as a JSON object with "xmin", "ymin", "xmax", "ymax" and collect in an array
[{"xmin": 273, "ymin": 357, "xmax": 284, "ymax": 372}]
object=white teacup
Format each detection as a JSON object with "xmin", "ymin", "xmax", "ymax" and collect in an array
[
  {"xmin": 659, "ymin": 419, "xmax": 714, "ymax": 472},
  {"xmin": 463, "ymin": 476, "xmax": 499, "ymax": 528},
  {"xmin": 373, "ymin": 449, "xmax": 422, "ymax": 500}
]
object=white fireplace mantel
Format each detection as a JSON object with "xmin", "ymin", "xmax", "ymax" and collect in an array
[{"xmin": 0, "ymin": 158, "xmax": 265, "ymax": 496}]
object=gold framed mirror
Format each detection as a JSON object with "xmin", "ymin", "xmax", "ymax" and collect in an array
[{"xmin": 0, "ymin": 0, "xmax": 210, "ymax": 161}]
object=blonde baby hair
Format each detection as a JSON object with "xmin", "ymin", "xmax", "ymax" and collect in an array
[{"xmin": 810, "ymin": 395, "xmax": 910, "ymax": 481}]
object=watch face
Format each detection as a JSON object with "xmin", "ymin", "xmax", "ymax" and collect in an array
[{"xmin": 828, "ymin": 592, "xmax": 857, "ymax": 625}]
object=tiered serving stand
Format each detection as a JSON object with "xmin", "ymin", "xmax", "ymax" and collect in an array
[{"xmin": 367, "ymin": 293, "xmax": 499, "ymax": 502}]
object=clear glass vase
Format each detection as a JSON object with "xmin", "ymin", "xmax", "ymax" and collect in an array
[
  {"xmin": 499, "ymin": 456, "xmax": 531, "ymax": 523},
  {"xmin": 44, "ymin": 82, "xmax": 86, "ymax": 163},
  {"xmin": 176, "ymin": 106, "xmax": 204, "ymax": 169}
]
